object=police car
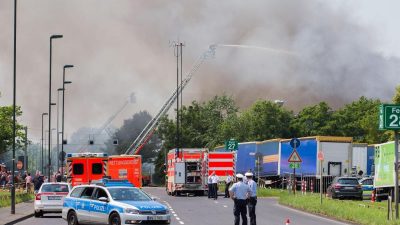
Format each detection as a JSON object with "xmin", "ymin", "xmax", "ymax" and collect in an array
[{"xmin": 62, "ymin": 179, "xmax": 170, "ymax": 225}]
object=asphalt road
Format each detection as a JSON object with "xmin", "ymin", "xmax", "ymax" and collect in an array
[{"xmin": 15, "ymin": 187, "xmax": 349, "ymax": 225}]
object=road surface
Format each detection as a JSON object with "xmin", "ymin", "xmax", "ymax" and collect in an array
[{"xmin": 16, "ymin": 187, "xmax": 349, "ymax": 225}]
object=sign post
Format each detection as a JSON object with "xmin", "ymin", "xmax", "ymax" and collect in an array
[
  {"xmin": 288, "ymin": 138, "xmax": 301, "ymax": 195},
  {"xmin": 225, "ymin": 139, "xmax": 238, "ymax": 151},
  {"xmin": 379, "ymin": 104, "xmax": 400, "ymax": 219},
  {"xmin": 318, "ymin": 151, "xmax": 324, "ymax": 205}
]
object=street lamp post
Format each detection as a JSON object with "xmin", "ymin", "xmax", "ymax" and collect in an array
[
  {"xmin": 11, "ymin": 0, "xmax": 18, "ymax": 214},
  {"xmin": 48, "ymin": 34, "xmax": 63, "ymax": 179},
  {"xmin": 57, "ymin": 88, "xmax": 63, "ymax": 172},
  {"xmin": 61, "ymin": 65, "xmax": 73, "ymax": 178},
  {"xmin": 41, "ymin": 113, "xmax": 48, "ymax": 173}
]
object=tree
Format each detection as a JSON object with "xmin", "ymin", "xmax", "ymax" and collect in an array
[
  {"xmin": 332, "ymin": 96, "xmax": 389, "ymax": 143},
  {"xmin": 393, "ymin": 85, "xmax": 400, "ymax": 104},
  {"xmin": 291, "ymin": 102, "xmax": 335, "ymax": 137},
  {"xmin": 0, "ymin": 105, "xmax": 25, "ymax": 154},
  {"xmin": 105, "ymin": 111, "xmax": 160, "ymax": 162},
  {"xmin": 238, "ymin": 100, "xmax": 293, "ymax": 141}
]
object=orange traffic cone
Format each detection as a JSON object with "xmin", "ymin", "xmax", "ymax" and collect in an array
[
  {"xmin": 285, "ymin": 219, "xmax": 290, "ymax": 225},
  {"xmin": 371, "ymin": 190, "xmax": 375, "ymax": 203}
]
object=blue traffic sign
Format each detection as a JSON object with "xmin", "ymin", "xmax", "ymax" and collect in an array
[{"xmin": 290, "ymin": 138, "xmax": 301, "ymax": 149}]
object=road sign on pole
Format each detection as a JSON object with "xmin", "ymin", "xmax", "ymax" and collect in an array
[
  {"xmin": 288, "ymin": 149, "xmax": 302, "ymax": 163},
  {"xmin": 289, "ymin": 162, "xmax": 300, "ymax": 169},
  {"xmin": 318, "ymin": 151, "xmax": 324, "ymax": 161},
  {"xmin": 225, "ymin": 139, "xmax": 238, "ymax": 151},
  {"xmin": 290, "ymin": 138, "xmax": 301, "ymax": 148},
  {"xmin": 379, "ymin": 104, "xmax": 400, "ymax": 130}
]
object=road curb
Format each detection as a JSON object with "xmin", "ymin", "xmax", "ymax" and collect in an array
[{"xmin": 4, "ymin": 213, "xmax": 33, "ymax": 225}]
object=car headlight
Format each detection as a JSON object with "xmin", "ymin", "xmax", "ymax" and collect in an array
[
  {"xmin": 165, "ymin": 208, "xmax": 169, "ymax": 214},
  {"xmin": 125, "ymin": 208, "xmax": 139, "ymax": 214}
]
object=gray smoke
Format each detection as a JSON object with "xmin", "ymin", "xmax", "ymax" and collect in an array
[{"xmin": 0, "ymin": 0, "xmax": 399, "ymax": 142}]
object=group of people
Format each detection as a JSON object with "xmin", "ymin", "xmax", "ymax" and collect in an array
[{"xmin": 229, "ymin": 172, "xmax": 257, "ymax": 225}]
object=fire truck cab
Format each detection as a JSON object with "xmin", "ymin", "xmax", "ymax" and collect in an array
[
  {"xmin": 107, "ymin": 155, "xmax": 142, "ymax": 188},
  {"xmin": 66, "ymin": 152, "xmax": 108, "ymax": 186},
  {"xmin": 167, "ymin": 148, "xmax": 207, "ymax": 196}
]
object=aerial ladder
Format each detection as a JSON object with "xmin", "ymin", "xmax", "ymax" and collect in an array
[
  {"xmin": 77, "ymin": 92, "xmax": 136, "ymax": 152},
  {"xmin": 125, "ymin": 45, "xmax": 217, "ymax": 155}
]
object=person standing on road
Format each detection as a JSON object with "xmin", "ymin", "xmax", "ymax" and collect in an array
[
  {"xmin": 211, "ymin": 171, "xmax": 219, "ymax": 200},
  {"xmin": 245, "ymin": 172, "xmax": 257, "ymax": 225},
  {"xmin": 208, "ymin": 173, "xmax": 213, "ymax": 198},
  {"xmin": 225, "ymin": 172, "xmax": 233, "ymax": 198},
  {"xmin": 229, "ymin": 173, "xmax": 250, "ymax": 225}
]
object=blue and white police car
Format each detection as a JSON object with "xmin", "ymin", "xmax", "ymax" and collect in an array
[{"xmin": 62, "ymin": 179, "xmax": 170, "ymax": 225}]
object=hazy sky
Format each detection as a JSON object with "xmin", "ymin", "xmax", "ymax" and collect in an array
[{"xmin": 1, "ymin": 0, "xmax": 400, "ymax": 143}]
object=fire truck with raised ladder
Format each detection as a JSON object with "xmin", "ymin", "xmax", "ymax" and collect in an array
[{"xmin": 167, "ymin": 148, "xmax": 207, "ymax": 196}]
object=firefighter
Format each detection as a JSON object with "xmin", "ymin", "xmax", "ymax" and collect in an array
[
  {"xmin": 208, "ymin": 173, "xmax": 213, "ymax": 198},
  {"xmin": 245, "ymin": 172, "xmax": 257, "ymax": 225},
  {"xmin": 225, "ymin": 172, "xmax": 233, "ymax": 198},
  {"xmin": 229, "ymin": 173, "xmax": 251, "ymax": 225},
  {"xmin": 211, "ymin": 171, "xmax": 219, "ymax": 200}
]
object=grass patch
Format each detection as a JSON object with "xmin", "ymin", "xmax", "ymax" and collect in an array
[
  {"xmin": 258, "ymin": 188, "xmax": 398, "ymax": 225},
  {"xmin": 0, "ymin": 191, "xmax": 34, "ymax": 208}
]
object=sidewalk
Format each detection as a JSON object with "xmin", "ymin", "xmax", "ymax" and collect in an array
[{"xmin": 0, "ymin": 200, "xmax": 34, "ymax": 225}]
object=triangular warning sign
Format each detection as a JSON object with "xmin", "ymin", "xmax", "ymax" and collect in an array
[{"xmin": 288, "ymin": 149, "xmax": 302, "ymax": 163}]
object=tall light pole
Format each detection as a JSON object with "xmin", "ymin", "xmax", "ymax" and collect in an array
[
  {"xmin": 61, "ymin": 65, "xmax": 73, "ymax": 178},
  {"xmin": 57, "ymin": 88, "xmax": 63, "ymax": 172},
  {"xmin": 11, "ymin": 0, "xmax": 18, "ymax": 214},
  {"xmin": 48, "ymin": 34, "xmax": 63, "ymax": 179},
  {"xmin": 41, "ymin": 113, "xmax": 48, "ymax": 173}
]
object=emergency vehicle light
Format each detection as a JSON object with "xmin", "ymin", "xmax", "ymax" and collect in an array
[
  {"xmin": 91, "ymin": 178, "xmax": 134, "ymax": 187},
  {"xmin": 66, "ymin": 152, "xmax": 108, "ymax": 158}
]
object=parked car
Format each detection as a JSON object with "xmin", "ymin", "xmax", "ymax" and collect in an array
[
  {"xmin": 359, "ymin": 177, "xmax": 374, "ymax": 191},
  {"xmin": 326, "ymin": 177, "xmax": 363, "ymax": 200},
  {"xmin": 34, "ymin": 182, "xmax": 71, "ymax": 217}
]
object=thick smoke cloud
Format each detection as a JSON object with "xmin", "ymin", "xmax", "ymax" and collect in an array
[{"xmin": 0, "ymin": 0, "xmax": 399, "ymax": 141}]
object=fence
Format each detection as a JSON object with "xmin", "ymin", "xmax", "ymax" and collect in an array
[{"xmin": 259, "ymin": 173, "xmax": 335, "ymax": 194}]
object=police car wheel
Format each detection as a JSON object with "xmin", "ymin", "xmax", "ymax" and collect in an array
[
  {"xmin": 67, "ymin": 211, "xmax": 79, "ymax": 225},
  {"xmin": 109, "ymin": 213, "xmax": 121, "ymax": 225}
]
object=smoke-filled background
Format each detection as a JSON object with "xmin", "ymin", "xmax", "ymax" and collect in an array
[{"xmin": 1, "ymin": 0, "xmax": 400, "ymax": 142}]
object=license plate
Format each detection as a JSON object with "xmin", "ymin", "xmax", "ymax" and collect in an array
[
  {"xmin": 344, "ymin": 187, "xmax": 354, "ymax": 190},
  {"xmin": 147, "ymin": 216, "xmax": 163, "ymax": 220},
  {"xmin": 48, "ymin": 196, "xmax": 62, "ymax": 200}
]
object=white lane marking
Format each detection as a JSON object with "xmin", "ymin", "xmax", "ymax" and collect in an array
[
  {"xmin": 176, "ymin": 217, "xmax": 180, "ymax": 220},
  {"xmin": 276, "ymin": 203, "xmax": 349, "ymax": 224},
  {"xmin": 173, "ymin": 214, "xmax": 177, "ymax": 217},
  {"xmin": 152, "ymin": 193, "xmax": 185, "ymax": 224},
  {"xmin": 179, "ymin": 222, "xmax": 184, "ymax": 224},
  {"xmin": 214, "ymin": 201, "xmax": 219, "ymax": 203},
  {"xmin": 223, "ymin": 205, "xmax": 228, "ymax": 208}
]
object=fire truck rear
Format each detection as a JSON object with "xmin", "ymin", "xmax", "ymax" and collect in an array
[
  {"xmin": 66, "ymin": 152, "xmax": 108, "ymax": 186},
  {"xmin": 167, "ymin": 148, "xmax": 207, "ymax": 196},
  {"xmin": 206, "ymin": 152, "xmax": 235, "ymax": 180}
]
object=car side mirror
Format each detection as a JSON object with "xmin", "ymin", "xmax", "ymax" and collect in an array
[
  {"xmin": 98, "ymin": 197, "xmax": 109, "ymax": 202},
  {"xmin": 152, "ymin": 197, "xmax": 158, "ymax": 201}
]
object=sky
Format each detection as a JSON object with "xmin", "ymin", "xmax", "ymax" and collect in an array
[{"xmin": 1, "ymin": 0, "xmax": 400, "ymax": 143}]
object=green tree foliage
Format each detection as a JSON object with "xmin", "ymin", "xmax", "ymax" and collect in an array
[
  {"xmin": 238, "ymin": 100, "xmax": 293, "ymax": 141},
  {"xmin": 0, "ymin": 105, "xmax": 25, "ymax": 154},
  {"xmin": 393, "ymin": 85, "xmax": 400, "ymax": 104},
  {"xmin": 332, "ymin": 96, "xmax": 389, "ymax": 143},
  {"xmin": 291, "ymin": 102, "xmax": 334, "ymax": 137},
  {"xmin": 106, "ymin": 111, "xmax": 160, "ymax": 162}
]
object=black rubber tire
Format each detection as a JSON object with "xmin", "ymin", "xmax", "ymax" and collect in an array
[
  {"xmin": 109, "ymin": 213, "xmax": 121, "ymax": 225},
  {"xmin": 67, "ymin": 211, "xmax": 79, "ymax": 225},
  {"xmin": 34, "ymin": 210, "xmax": 42, "ymax": 218}
]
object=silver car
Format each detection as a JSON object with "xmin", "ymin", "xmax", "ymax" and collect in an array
[{"xmin": 34, "ymin": 182, "xmax": 71, "ymax": 217}]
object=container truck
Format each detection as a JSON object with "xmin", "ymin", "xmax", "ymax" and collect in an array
[
  {"xmin": 280, "ymin": 136, "xmax": 353, "ymax": 176},
  {"xmin": 235, "ymin": 142, "xmax": 258, "ymax": 174},
  {"xmin": 373, "ymin": 141, "xmax": 400, "ymax": 201},
  {"xmin": 166, "ymin": 148, "xmax": 207, "ymax": 196},
  {"xmin": 256, "ymin": 139, "xmax": 281, "ymax": 177},
  {"xmin": 367, "ymin": 145, "xmax": 375, "ymax": 176},
  {"xmin": 352, "ymin": 143, "xmax": 368, "ymax": 176}
]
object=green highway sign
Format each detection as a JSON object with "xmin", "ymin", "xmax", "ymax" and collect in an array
[
  {"xmin": 289, "ymin": 162, "xmax": 300, "ymax": 169},
  {"xmin": 225, "ymin": 139, "xmax": 238, "ymax": 151},
  {"xmin": 379, "ymin": 104, "xmax": 400, "ymax": 130}
]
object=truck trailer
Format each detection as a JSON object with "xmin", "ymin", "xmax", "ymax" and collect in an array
[{"xmin": 352, "ymin": 143, "xmax": 368, "ymax": 176}]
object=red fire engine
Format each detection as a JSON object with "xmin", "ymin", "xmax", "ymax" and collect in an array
[
  {"xmin": 206, "ymin": 152, "xmax": 235, "ymax": 179},
  {"xmin": 107, "ymin": 155, "xmax": 142, "ymax": 188},
  {"xmin": 167, "ymin": 148, "xmax": 207, "ymax": 196},
  {"xmin": 66, "ymin": 152, "xmax": 108, "ymax": 186}
]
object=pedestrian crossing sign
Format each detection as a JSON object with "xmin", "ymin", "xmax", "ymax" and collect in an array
[{"xmin": 288, "ymin": 149, "xmax": 302, "ymax": 163}]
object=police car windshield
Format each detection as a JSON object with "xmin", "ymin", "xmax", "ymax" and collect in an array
[{"xmin": 108, "ymin": 188, "xmax": 152, "ymax": 201}]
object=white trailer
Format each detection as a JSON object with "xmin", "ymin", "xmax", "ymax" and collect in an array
[{"xmin": 352, "ymin": 143, "xmax": 368, "ymax": 176}]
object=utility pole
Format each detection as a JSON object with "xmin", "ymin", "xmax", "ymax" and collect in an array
[
  {"xmin": 24, "ymin": 127, "xmax": 28, "ymax": 171},
  {"xmin": 174, "ymin": 42, "xmax": 184, "ymax": 159}
]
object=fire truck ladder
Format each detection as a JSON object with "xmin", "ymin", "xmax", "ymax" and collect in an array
[{"xmin": 125, "ymin": 45, "xmax": 217, "ymax": 155}]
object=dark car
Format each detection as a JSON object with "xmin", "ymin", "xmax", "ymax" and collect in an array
[{"xmin": 327, "ymin": 177, "xmax": 363, "ymax": 200}]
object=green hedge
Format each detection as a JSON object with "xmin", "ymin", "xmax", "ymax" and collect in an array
[{"xmin": 0, "ymin": 192, "xmax": 34, "ymax": 208}]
